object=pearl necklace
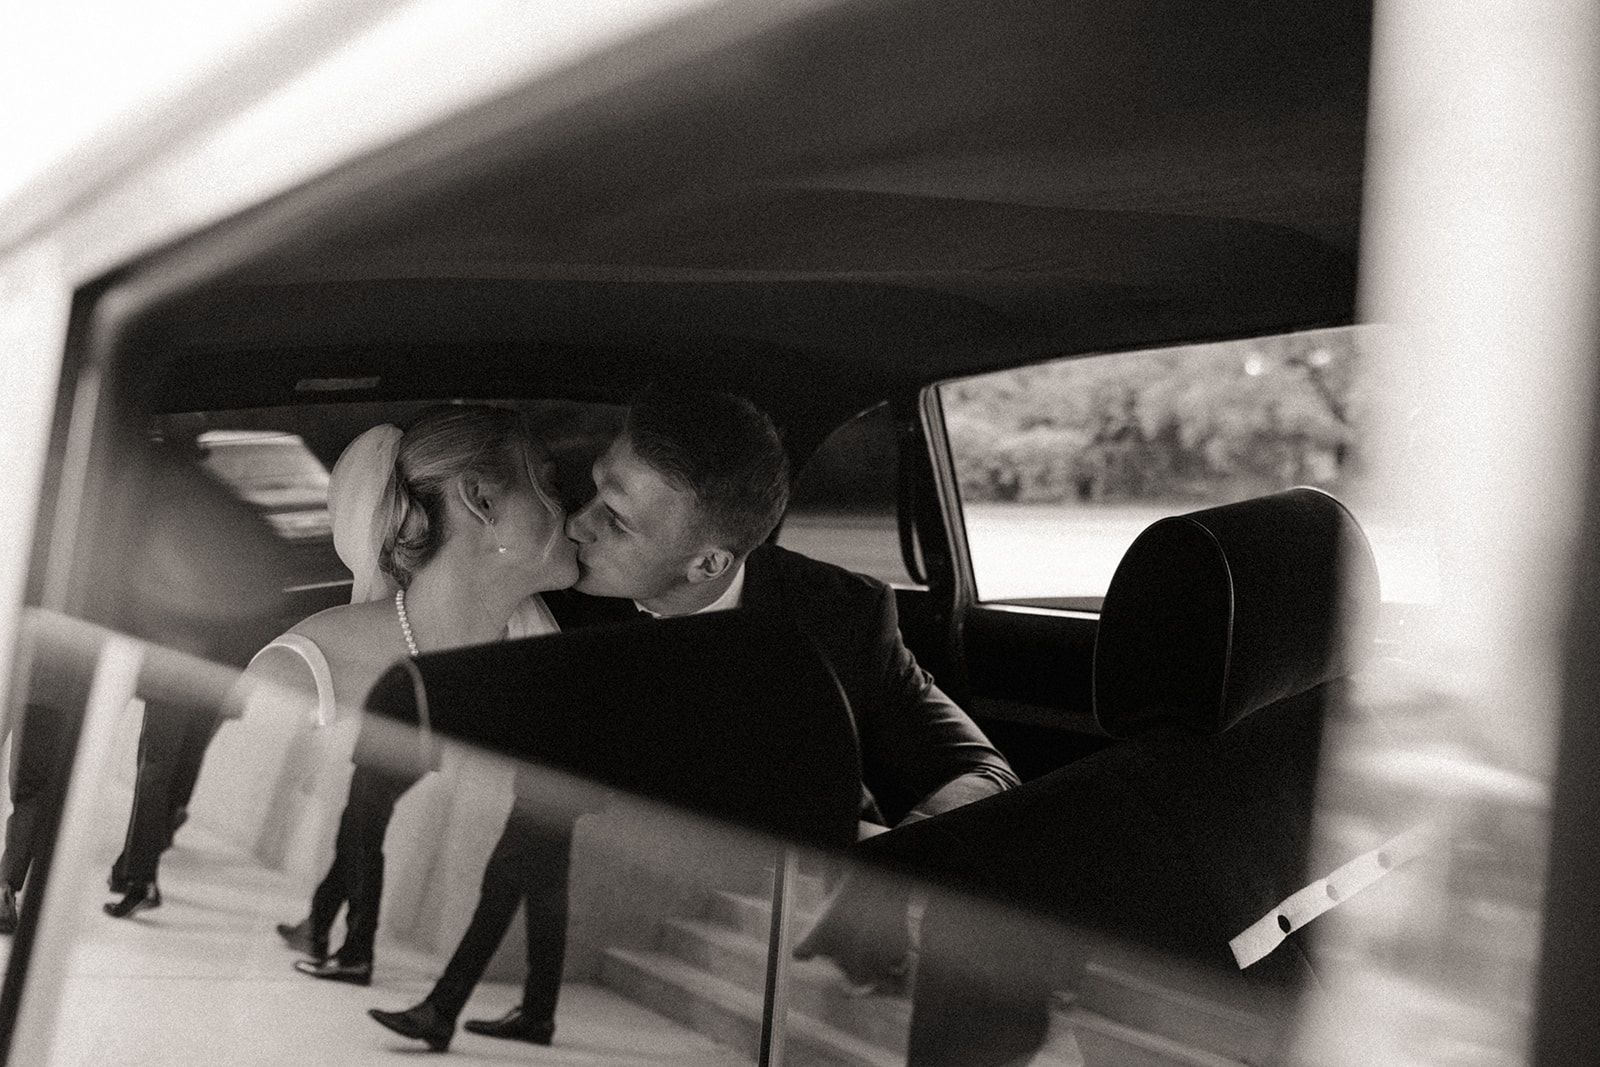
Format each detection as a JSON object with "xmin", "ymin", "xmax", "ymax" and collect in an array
[{"xmin": 394, "ymin": 588, "xmax": 420, "ymax": 657}]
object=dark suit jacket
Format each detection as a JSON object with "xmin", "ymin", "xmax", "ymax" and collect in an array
[{"xmin": 547, "ymin": 544, "xmax": 1018, "ymax": 828}]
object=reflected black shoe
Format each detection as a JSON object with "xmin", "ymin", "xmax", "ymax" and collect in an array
[
  {"xmin": 103, "ymin": 882, "xmax": 161, "ymax": 919},
  {"xmin": 369, "ymin": 1001, "xmax": 453, "ymax": 1051},
  {"xmin": 276, "ymin": 917, "xmax": 323, "ymax": 959},
  {"xmin": 463, "ymin": 1006, "xmax": 554, "ymax": 1045},
  {"xmin": 0, "ymin": 885, "xmax": 18, "ymax": 935},
  {"xmin": 294, "ymin": 956, "xmax": 371, "ymax": 985}
]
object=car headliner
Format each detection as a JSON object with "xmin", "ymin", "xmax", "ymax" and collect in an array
[{"xmin": 109, "ymin": 0, "xmax": 1372, "ymax": 453}]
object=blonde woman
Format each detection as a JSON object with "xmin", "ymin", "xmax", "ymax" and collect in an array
[{"xmin": 164, "ymin": 405, "xmax": 577, "ymax": 989}]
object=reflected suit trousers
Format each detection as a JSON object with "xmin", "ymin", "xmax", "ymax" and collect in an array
[
  {"xmin": 427, "ymin": 808, "xmax": 576, "ymax": 1023},
  {"xmin": 111, "ymin": 701, "xmax": 221, "ymax": 887},
  {"xmin": 311, "ymin": 762, "xmax": 416, "ymax": 964},
  {"xmin": 1, "ymin": 704, "xmax": 79, "ymax": 894}
]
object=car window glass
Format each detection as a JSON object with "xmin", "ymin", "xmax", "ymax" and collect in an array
[
  {"xmin": 777, "ymin": 403, "xmax": 917, "ymax": 586},
  {"xmin": 938, "ymin": 326, "xmax": 1433, "ymax": 622}
]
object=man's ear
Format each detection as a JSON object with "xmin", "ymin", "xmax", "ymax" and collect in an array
[
  {"xmin": 686, "ymin": 547, "xmax": 735, "ymax": 585},
  {"xmin": 456, "ymin": 473, "xmax": 495, "ymax": 526}
]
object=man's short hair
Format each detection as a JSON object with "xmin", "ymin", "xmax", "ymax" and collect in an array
[{"xmin": 624, "ymin": 386, "xmax": 790, "ymax": 556}]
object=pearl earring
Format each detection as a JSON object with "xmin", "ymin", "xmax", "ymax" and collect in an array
[{"xmin": 487, "ymin": 516, "xmax": 507, "ymax": 554}]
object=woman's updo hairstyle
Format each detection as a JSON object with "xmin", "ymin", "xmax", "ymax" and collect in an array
[{"xmin": 377, "ymin": 404, "xmax": 534, "ymax": 589}]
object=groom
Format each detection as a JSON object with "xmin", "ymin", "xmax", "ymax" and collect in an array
[{"xmin": 370, "ymin": 385, "xmax": 1019, "ymax": 1051}]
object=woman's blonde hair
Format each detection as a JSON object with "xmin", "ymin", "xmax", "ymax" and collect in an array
[{"xmin": 377, "ymin": 405, "xmax": 535, "ymax": 588}]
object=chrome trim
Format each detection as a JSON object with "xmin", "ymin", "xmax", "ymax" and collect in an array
[
  {"xmin": 916, "ymin": 386, "xmax": 974, "ymax": 606},
  {"xmin": 973, "ymin": 603, "xmax": 1100, "ymax": 621}
]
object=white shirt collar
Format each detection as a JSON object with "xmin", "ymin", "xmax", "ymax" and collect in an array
[{"xmin": 634, "ymin": 562, "xmax": 746, "ymax": 619}]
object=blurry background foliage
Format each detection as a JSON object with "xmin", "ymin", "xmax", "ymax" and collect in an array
[{"xmin": 941, "ymin": 329, "xmax": 1367, "ymax": 506}]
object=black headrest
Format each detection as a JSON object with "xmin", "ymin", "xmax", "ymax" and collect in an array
[
  {"xmin": 362, "ymin": 609, "xmax": 863, "ymax": 851},
  {"xmin": 127, "ymin": 445, "xmax": 293, "ymax": 665},
  {"xmin": 1092, "ymin": 487, "xmax": 1379, "ymax": 739}
]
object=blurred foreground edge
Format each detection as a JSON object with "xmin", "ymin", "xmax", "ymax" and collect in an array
[{"xmin": 360, "ymin": 608, "xmax": 863, "ymax": 853}]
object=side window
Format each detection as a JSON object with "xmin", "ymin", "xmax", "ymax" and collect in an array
[
  {"xmin": 778, "ymin": 403, "xmax": 918, "ymax": 586},
  {"xmin": 939, "ymin": 326, "xmax": 1434, "ymax": 615}
]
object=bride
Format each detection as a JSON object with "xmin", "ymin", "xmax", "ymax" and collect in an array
[{"xmin": 131, "ymin": 405, "xmax": 578, "ymax": 986}]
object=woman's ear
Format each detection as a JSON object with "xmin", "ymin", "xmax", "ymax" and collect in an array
[{"xmin": 456, "ymin": 473, "xmax": 495, "ymax": 526}]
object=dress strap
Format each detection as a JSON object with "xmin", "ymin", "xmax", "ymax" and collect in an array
[{"xmin": 251, "ymin": 633, "xmax": 339, "ymax": 727}]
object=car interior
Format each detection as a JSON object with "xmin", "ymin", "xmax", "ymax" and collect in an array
[
  {"xmin": 55, "ymin": 0, "xmax": 1374, "ymax": 778},
  {"xmin": 13, "ymin": 0, "xmax": 1554, "ymax": 1065}
]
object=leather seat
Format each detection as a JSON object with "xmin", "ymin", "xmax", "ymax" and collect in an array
[
  {"xmin": 861, "ymin": 487, "xmax": 1381, "ymax": 1065},
  {"xmin": 362, "ymin": 607, "xmax": 863, "ymax": 851}
]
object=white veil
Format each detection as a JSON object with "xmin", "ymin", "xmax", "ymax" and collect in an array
[{"xmin": 328, "ymin": 423, "xmax": 403, "ymax": 604}]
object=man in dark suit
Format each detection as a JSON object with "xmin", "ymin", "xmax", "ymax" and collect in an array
[{"xmin": 369, "ymin": 386, "xmax": 1018, "ymax": 1052}]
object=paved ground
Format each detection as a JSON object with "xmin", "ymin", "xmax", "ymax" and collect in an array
[{"xmin": 2, "ymin": 826, "xmax": 750, "ymax": 1066}]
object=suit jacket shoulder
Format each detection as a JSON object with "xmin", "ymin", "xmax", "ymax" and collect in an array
[{"xmin": 742, "ymin": 544, "xmax": 887, "ymax": 628}]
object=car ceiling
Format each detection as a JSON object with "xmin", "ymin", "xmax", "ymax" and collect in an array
[{"xmin": 113, "ymin": 0, "xmax": 1372, "ymax": 452}]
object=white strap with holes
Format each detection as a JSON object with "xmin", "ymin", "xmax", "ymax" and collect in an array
[{"xmin": 1229, "ymin": 823, "xmax": 1437, "ymax": 968}]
